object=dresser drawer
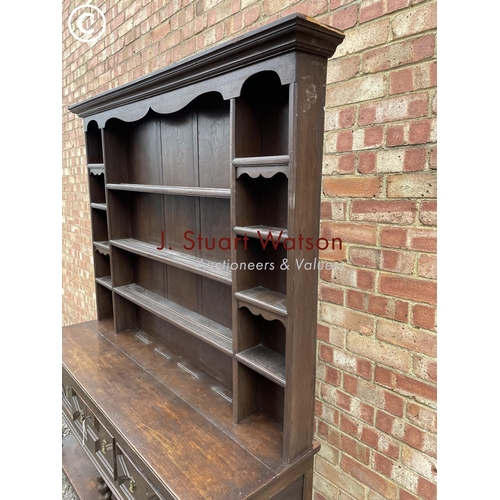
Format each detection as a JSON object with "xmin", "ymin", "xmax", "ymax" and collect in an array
[
  {"xmin": 116, "ymin": 445, "xmax": 169, "ymax": 500},
  {"xmin": 90, "ymin": 411, "xmax": 116, "ymax": 480},
  {"xmin": 62, "ymin": 376, "xmax": 89, "ymax": 440}
]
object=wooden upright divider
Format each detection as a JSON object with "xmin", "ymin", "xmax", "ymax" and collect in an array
[{"xmin": 63, "ymin": 14, "xmax": 344, "ymax": 500}]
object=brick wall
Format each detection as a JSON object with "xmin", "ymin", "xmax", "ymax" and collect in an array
[{"xmin": 62, "ymin": 1, "xmax": 437, "ymax": 499}]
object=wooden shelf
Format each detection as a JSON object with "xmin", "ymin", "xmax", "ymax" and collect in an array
[
  {"xmin": 234, "ymin": 286, "xmax": 287, "ymax": 324},
  {"xmin": 93, "ymin": 241, "xmax": 110, "ymax": 255},
  {"xmin": 233, "ymin": 155, "xmax": 289, "ymax": 178},
  {"xmin": 236, "ymin": 345, "xmax": 286, "ymax": 387},
  {"xmin": 90, "ymin": 202, "xmax": 107, "ymax": 211},
  {"xmin": 96, "ymin": 276, "xmax": 112, "ymax": 290},
  {"xmin": 234, "ymin": 225, "xmax": 288, "ymax": 240},
  {"xmin": 107, "ymin": 183, "xmax": 231, "ymax": 198},
  {"xmin": 111, "ymin": 238, "xmax": 231, "ymax": 284},
  {"xmin": 114, "ymin": 283, "xmax": 233, "ymax": 355},
  {"xmin": 88, "ymin": 163, "xmax": 104, "ymax": 175}
]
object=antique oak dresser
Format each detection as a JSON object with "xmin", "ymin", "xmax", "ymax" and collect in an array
[{"xmin": 63, "ymin": 14, "xmax": 344, "ymax": 500}]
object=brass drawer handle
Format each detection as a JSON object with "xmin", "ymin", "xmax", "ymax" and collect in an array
[
  {"xmin": 65, "ymin": 386, "xmax": 71, "ymax": 398},
  {"xmin": 101, "ymin": 439, "xmax": 107, "ymax": 454},
  {"xmin": 78, "ymin": 411, "xmax": 85, "ymax": 423},
  {"xmin": 129, "ymin": 477, "xmax": 136, "ymax": 493}
]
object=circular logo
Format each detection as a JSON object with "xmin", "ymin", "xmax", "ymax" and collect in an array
[{"xmin": 68, "ymin": 5, "xmax": 106, "ymax": 43}]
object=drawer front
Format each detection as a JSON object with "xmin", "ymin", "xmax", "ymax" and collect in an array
[
  {"xmin": 62, "ymin": 370, "xmax": 117, "ymax": 481},
  {"xmin": 62, "ymin": 383, "xmax": 88, "ymax": 439},
  {"xmin": 116, "ymin": 445, "xmax": 169, "ymax": 500},
  {"xmin": 62, "ymin": 375, "xmax": 73, "ymax": 420},
  {"xmin": 91, "ymin": 413, "xmax": 116, "ymax": 479}
]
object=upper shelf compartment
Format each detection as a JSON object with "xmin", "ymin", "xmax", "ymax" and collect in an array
[
  {"xmin": 85, "ymin": 121, "xmax": 103, "ymax": 164},
  {"xmin": 234, "ymin": 72, "xmax": 290, "ymax": 171},
  {"xmin": 103, "ymin": 93, "xmax": 230, "ymax": 190}
]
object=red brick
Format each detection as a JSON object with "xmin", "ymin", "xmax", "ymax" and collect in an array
[
  {"xmin": 323, "ymin": 222, "xmax": 378, "ymax": 246},
  {"xmin": 408, "ymin": 228, "xmax": 437, "ymax": 252},
  {"xmin": 381, "ymin": 250, "xmax": 415, "ymax": 274},
  {"xmin": 351, "ymin": 200, "xmax": 417, "ymax": 224},
  {"xmin": 375, "ymin": 367, "xmax": 437, "ymax": 402},
  {"xmin": 314, "ymin": 492, "xmax": 329, "ymax": 500},
  {"xmin": 336, "ymin": 390, "xmax": 352, "ymax": 411},
  {"xmin": 387, "ymin": 125, "xmax": 405, "ymax": 146},
  {"xmin": 358, "ymin": 402, "xmax": 375, "ymax": 425},
  {"xmin": 360, "ymin": 0, "xmax": 384, "ymax": 23},
  {"xmin": 340, "ymin": 414, "xmax": 360, "ymax": 438},
  {"xmin": 357, "ymin": 358, "xmax": 372, "ymax": 380},
  {"xmin": 364, "ymin": 126, "xmax": 384, "ymax": 148},
  {"xmin": 414, "ymin": 31, "xmax": 437, "ymax": 59},
  {"xmin": 337, "ymin": 131, "xmax": 354, "ymax": 152},
  {"xmin": 367, "ymin": 295, "xmax": 389, "ymax": 316},
  {"xmin": 361, "ymin": 426, "xmax": 379, "ymax": 448},
  {"xmin": 340, "ymin": 107, "xmax": 357, "ymax": 128},
  {"xmin": 357, "ymin": 269, "xmax": 376, "ymax": 290},
  {"xmin": 324, "ymin": 176, "xmax": 382, "ymax": 197},
  {"xmin": 412, "ymin": 304, "xmax": 436, "ymax": 330},
  {"xmin": 317, "ymin": 419, "xmax": 333, "ymax": 441},
  {"xmin": 400, "ymin": 491, "xmax": 419, "ymax": 500},
  {"xmin": 403, "ymin": 423, "xmax": 424, "ymax": 449},
  {"xmin": 319, "ymin": 344, "xmax": 334, "ymax": 364},
  {"xmin": 320, "ymin": 200, "xmax": 332, "ymax": 218},
  {"xmin": 343, "ymin": 374, "xmax": 358, "ymax": 395},
  {"xmin": 375, "ymin": 410, "xmax": 394, "ymax": 434},
  {"xmin": 358, "ymin": 152, "xmax": 376, "ymax": 173},
  {"xmin": 341, "ymin": 434, "xmax": 371, "ymax": 464},
  {"xmin": 390, "ymin": 68, "xmax": 413, "ymax": 94},
  {"xmin": 319, "ymin": 283, "xmax": 345, "ymax": 305},
  {"xmin": 347, "ymin": 289, "xmax": 366, "ymax": 311},
  {"xmin": 338, "ymin": 154, "xmax": 357, "ymax": 173},
  {"xmin": 384, "ymin": 391, "xmax": 404, "ymax": 417},
  {"xmin": 317, "ymin": 324, "xmax": 330, "ymax": 342},
  {"xmin": 331, "ymin": 4, "xmax": 359, "ymax": 30},
  {"xmin": 364, "ymin": 295, "xmax": 408, "ymax": 323},
  {"xmin": 403, "ymin": 147, "xmax": 427, "ymax": 171},
  {"xmin": 374, "ymin": 452, "xmax": 393, "ymax": 476},
  {"xmin": 408, "ymin": 119, "xmax": 432, "ymax": 144},
  {"xmin": 325, "ymin": 366, "xmax": 342, "ymax": 386},
  {"xmin": 395, "ymin": 300, "xmax": 409, "ymax": 322},
  {"xmin": 379, "ymin": 274, "xmax": 437, "ymax": 305},
  {"xmin": 387, "ymin": 0, "xmax": 410, "ymax": 13},
  {"xmin": 380, "ymin": 227, "xmax": 408, "ymax": 248},
  {"xmin": 342, "ymin": 455, "xmax": 398, "ymax": 499},
  {"xmin": 417, "ymin": 477, "xmax": 437, "ymax": 500}
]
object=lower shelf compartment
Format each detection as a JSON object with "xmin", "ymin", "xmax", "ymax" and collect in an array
[
  {"xmin": 114, "ymin": 283, "xmax": 233, "ymax": 355},
  {"xmin": 96, "ymin": 276, "xmax": 112, "ymax": 289},
  {"xmin": 236, "ymin": 345, "xmax": 286, "ymax": 387},
  {"xmin": 62, "ymin": 432, "xmax": 101, "ymax": 500}
]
